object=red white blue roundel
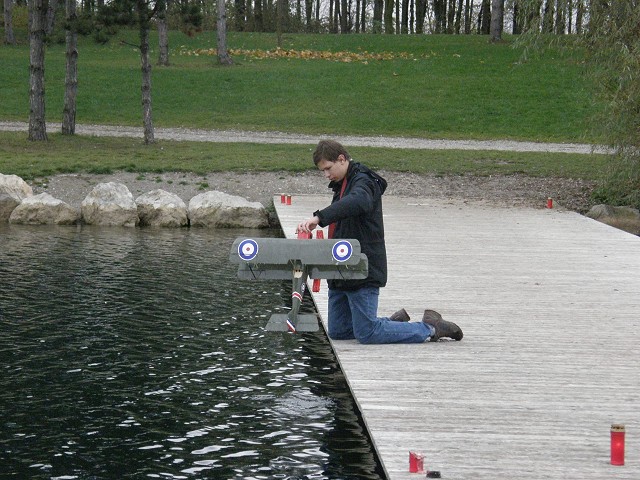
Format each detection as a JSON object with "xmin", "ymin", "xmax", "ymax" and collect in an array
[
  {"xmin": 238, "ymin": 239, "xmax": 259, "ymax": 261},
  {"xmin": 332, "ymin": 240, "xmax": 353, "ymax": 262}
]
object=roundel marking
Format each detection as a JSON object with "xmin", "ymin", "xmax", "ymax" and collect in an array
[
  {"xmin": 238, "ymin": 239, "xmax": 259, "ymax": 261},
  {"xmin": 332, "ymin": 240, "xmax": 353, "ymax": 262}
]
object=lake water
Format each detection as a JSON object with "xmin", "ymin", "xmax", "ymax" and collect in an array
[{"xmin": 0, "ymin": 225, "xmax": 385, "ymax": 480}]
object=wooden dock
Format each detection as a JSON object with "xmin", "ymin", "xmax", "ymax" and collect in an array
[{"xmin": 274, "ymin": 194, "xmax": 640, "ymax": 480}]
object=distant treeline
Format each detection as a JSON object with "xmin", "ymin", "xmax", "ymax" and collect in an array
[{"xmin": 4, "ymin": 0, "xmax": 588, "ymax": 37}]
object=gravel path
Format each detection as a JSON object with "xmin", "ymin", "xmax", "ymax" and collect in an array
[
  {"xmin": 2, "ymin": 121, "xmax": 599, "ymax": 213},
  {"xmin": 1, "ymin": 121, "xmax": 605, "ymax": 154}
]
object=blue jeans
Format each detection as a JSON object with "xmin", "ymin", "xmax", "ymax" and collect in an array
[{"xmin": 327, "ymin": 287, "xmax": 433, "ymax": 344}]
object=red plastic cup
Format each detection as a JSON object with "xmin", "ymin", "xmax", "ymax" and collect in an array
[
  {"xmin": 611, "ymin": 424, "xmax": 625, "ymax": 465},
  {"xmin": 409, "ymin": 451, "xmax": 424, "ymax": 473}
]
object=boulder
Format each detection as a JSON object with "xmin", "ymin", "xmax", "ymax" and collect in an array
[
  {"xmin": 9, "ymin": 193, "xmax": 80, "ymax": 225},
  {"xmin": 0, "ymin": 193, "xmax": 20, "ymax": 222},
  {"xmin": 81, "ymin": 182, "xmax": 139, "ymax": 227},
  {"xmin": 586, "ymin": 204, "xmax": 640, "ymax": 235},
  {"xmin": 189, "ymin": 190, "xmax": 269, "ymax": 228},
  {"xmin": 0, "ymin": 173, "xmax": 33, "ymax": 222},
  {"xmin": 0, "ymin": 173, "xmax": 33, "ymax": 200},
  {"xmin": 136, "ymin": 189, "xmax": 188, "ymax": 227}
]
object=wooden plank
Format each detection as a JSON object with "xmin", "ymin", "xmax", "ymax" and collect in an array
[{"xmin": 275, "ymin": 194, "xmax": 640, "ymax": 480}]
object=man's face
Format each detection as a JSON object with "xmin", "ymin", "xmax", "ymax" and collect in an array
[{"xmin": 317, "ymin": 155, "xmax": 349, "ymax": 182}]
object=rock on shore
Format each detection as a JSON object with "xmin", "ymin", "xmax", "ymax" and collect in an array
[{"xmin": 1, "ymin": 174, "xmax": 269, "ymax": 228}]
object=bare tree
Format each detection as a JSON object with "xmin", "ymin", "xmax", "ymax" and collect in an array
[
  {"xmin": 384, "ymin": 0, "xmax": 393, "ymax": 32},
  {"xmin": 4, "ymin": 0, "xmax": 16, "ymax": 44},
  {"xmin": 218, "ymin": 0, "xmax": 233, "ymax": 64},
  {"xmin": 157, "ymin": 0, "xmax": 170, "ymax": 66},
  {"xmin": 28, "ymin": 0, "xmax": 48, "ymax": 141},
  {"xmin": 62, "ymin": 0, "xmax": 78, "ymax": 135},
  {"xmin": 490, "ymin": 0, "xmax": 503, "ymax": 41},
  {"xmin": 45, "ymin": 0, "xmax": 57, "ymax": 34},
  {"xmin": 415, "ymin": 0, "xmax": 427, "ymax": 33},
  {"xmin": 136, "ymin": 0, "xmax": 154, "ymax": 144}
]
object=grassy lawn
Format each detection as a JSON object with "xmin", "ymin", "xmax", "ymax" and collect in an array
[
  {"xmin": 0, "ymin": 30, "xmax": 608, "ymax": 183},
  {"xmin": 0, "ymin": 31, "xmax": 595, "ymax": 142}
]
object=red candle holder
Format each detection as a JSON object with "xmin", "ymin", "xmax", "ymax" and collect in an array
[
  {"xmin": 280, "ymin": 193, "xmax": 286, "ymax": 204},
  {"xmin": 409, "ymin": 451, "xmax": 424, "ymax": 473},
  {"xmin": 611, "ymin": 424, "xmax": 625, "ymax": 465},
  {"xmin": 546, "ymin": 197, "xmax": 553, "ymax": 209},
  {"xmin": 311, "ymin": 229, "xmax": 324, "ymax": 292},
  {"xmin": 286, "ymin": 195, "xmax": 292, "ymax": 205}
]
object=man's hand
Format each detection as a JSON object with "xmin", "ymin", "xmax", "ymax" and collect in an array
[{"xmin": 297, "ymin": 216, "xmax": 320, "ymax": 234}]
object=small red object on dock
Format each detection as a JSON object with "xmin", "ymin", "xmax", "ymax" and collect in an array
[
  {"xmin": 409, "ymin": 451, "xmax": 424, "ymax": 473},
  {"xmin": 611, "ymin": 424, "xmax": 625, "ymax": 465},
  {"xmin": 286, "ymin": 195, "xmax": 292, "ymax": 205},
  {"xmin": 280, "ymin": 193, "xmax": 286, "ymax": 204},
  {"xmin": 312, "ymin": 230, "xmax": 324, "ymax": 292},
  {"xmin": 546, "ymin": 197, "xmax": 553, "ymax": 209}
]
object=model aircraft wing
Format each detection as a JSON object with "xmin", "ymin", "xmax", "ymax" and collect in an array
[{"xmin": 229, "ymin": 237, "xmax": 368, "ymax": 280}]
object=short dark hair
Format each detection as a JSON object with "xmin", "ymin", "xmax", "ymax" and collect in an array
[{"xmin": 313, "ymin": 140, "xmax": 351, "ymax": 165}]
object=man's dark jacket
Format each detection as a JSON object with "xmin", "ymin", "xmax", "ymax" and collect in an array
[{"xmin": 313, "ymin": 161, "xmax": 388, "ymax": 291}]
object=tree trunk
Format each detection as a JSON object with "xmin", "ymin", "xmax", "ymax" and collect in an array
[
  {"xmin": 414, "ymin": 0, "xmax": 426, "ymax": 33},
  {"xmin": 235, "ymin": 0, "xmax": 246, "ymax": 30},
  {"xmin": 45, "ymin": 0, "xmax": 56, "ymax": 34},
  {"xmin": 62, "ymin": 0, "xmax": 77, "ymax": 135},
  {"xmin": 446, "ymin": 0, "xmax": 455, "ymax": 33},
  {"xmin": 383, "ymin": 0, "xmax": 393, "ymax": 33},
  {"xmin": 28, "ymin": 0, "xmax": 48, "ymax": 141},
  {"xmin": 304, "ymin": 0, "xmax": 312, "ymax": 30},
  {"xmin": 410, "ymin": 0, "xmax": 414, "ymax": 33},
  {"xmin": 340, "ymin": 0, "xmax": 348, "ymax": 32},
  {"xmin": 157, "ymin": 0, "xmax": 169, "ymax": 66},
  {"xmin": 395, "ymin": 0, "xmax": 399, "ymax": 32},
  {"xmin": 401, "ymin": 0, "xmax": 408, "ymax": 33},
  {"xmin": 4, "ymin": 0, "xmax": 16, "ymax": 45},
  {"xmin": 137, "ymin": 0, "xmax": 154, "ymax": 144},
  {"xmin": 479, "ymin": 0, "xmax": 490, "ymax": 34},
  {"xmin": 217, "ymin": 0, "xmax": 233, "ymax": 65},
  {"xmin": 254, "ymin": 0, "xmax": 263, "ymax": 31},
  {"xmin": 464, "ymin": 0, "xmax": 471, "ymax": 34},
  {"xmin": 437, "ymin": 0, "xmax": 444, "ymax": 31},
  {"xmin": 276, "ymin": 0, "xmax": 282, "ymax": 46},
  {"xmin": 490, "ymin": 0, "xmax": 503, "ymax": 41},
  {"xmin": 512, "ymin": 0, "xmax": 519, "ymax": 34},
  {"xmin": 355, "ymin": 0, "xmax": 360, "ymax": 31},
  {"xmin": 575, "ymin": 0, "xmax": 583, "ymax": 34},
  {"xmin": 541, "ymin": 0, "xmax": 553, "ymax": 33},
  {"xmin": 554, "ymin": 0, "xmax": 565, "ymax": 34},
  {"xmin": 454, "ymin": 0, "xmax": 462, "ymax": 33},
  {"xmin": 372, "ymin": 0, "xmax": 382, "ymax": 32}
]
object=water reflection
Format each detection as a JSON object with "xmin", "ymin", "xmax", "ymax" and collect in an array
[{"xmin": 0, "ymin": 225, "xmax": 385, "ymax": 479}]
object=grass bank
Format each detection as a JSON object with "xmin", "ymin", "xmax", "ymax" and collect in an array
[{"xmin": 0, "ymin": 131, "xmax": 608, "ymax": 182}]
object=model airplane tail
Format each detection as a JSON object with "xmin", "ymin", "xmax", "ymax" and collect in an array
[{"xmin": 229, "ymin": 235, "xmax": 368, "ymax": 333}]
